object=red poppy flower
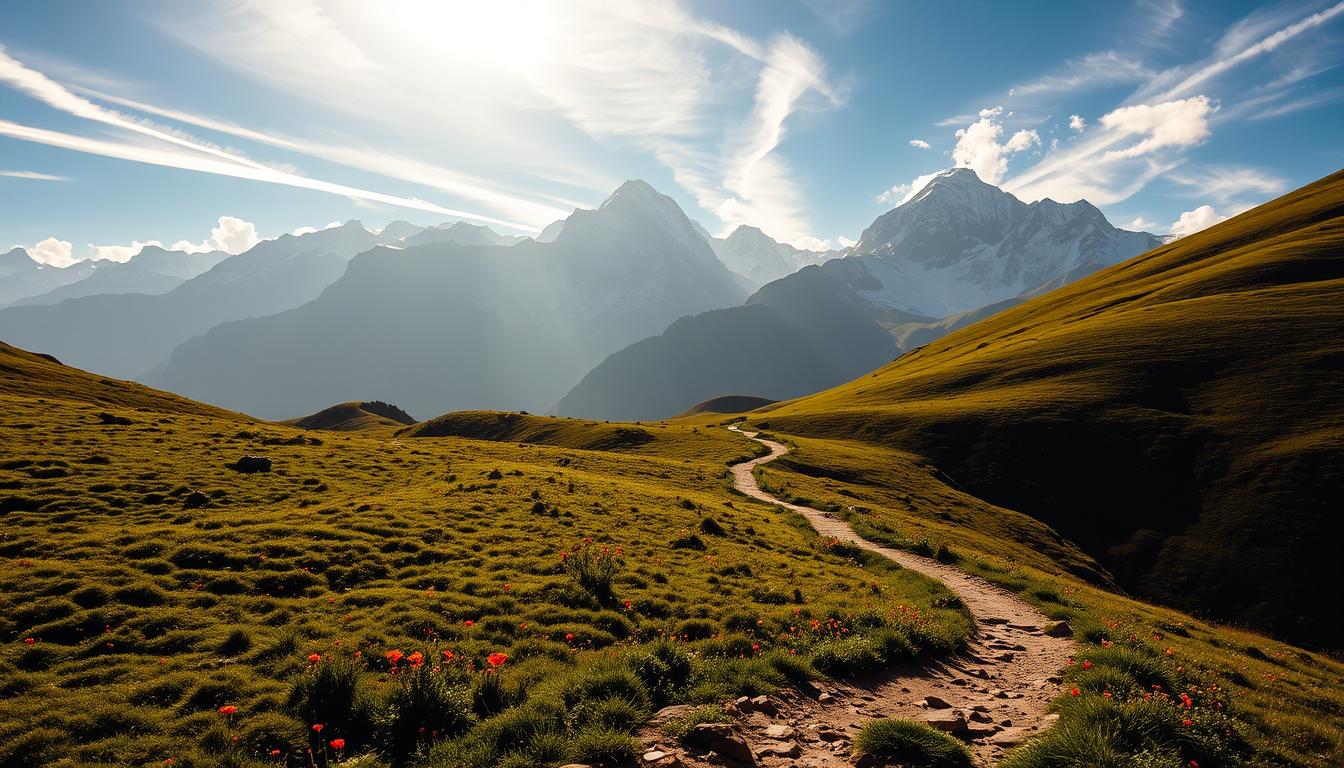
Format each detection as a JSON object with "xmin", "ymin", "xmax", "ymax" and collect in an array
[
  {"xmin": 218, "ymin": 705, "xmax": 238, "ymax": 716},
  {"xmin": 329, "ymin": 739, "xmax": 346, "ymax": 750},
  {"xmin": 385, "ymin": 649, "xmax": 404, "ymax": 665},
  {"xmin": 407, "ymin": 651, "xmax": 424, "ymax": 668},
  {"xmin": 22, "ymin": 637, "xmax": 34, "ymax": 645},
  {"xmin": 1180, "ymin": 693, "xmax": 1193, "ymax": 708},
  {"xmin": 270, "ymin": 749, "xmax": 282, "ymax": 757},
  {"xmin": 1183, "ymin": 719, "xmax": 1193, "ymax": 727},
  {"xmin": 307, "ymin": 653, "xmax": 321, "ymax": 664},
  {"xmin": 1070, "ymin": 687, "xmax": 1080, "ymax": 697},
  {"xmin": 1082, "ymin": 660, "xmax": 1092, "ymax": 670},
  {"xmin": 442, "ymin": 649, "xmax": 455, "ymax": 661},
  {"xmin": 564, "ymin": 633, "xmax": 574, "ymax": 643},
  {"xmin": 312, "ymin": 724, "xmax": 324, "ymax": 733},
  {"xmin": 464, "ymin": 620, "xmax": 474, "ymax": 627},
  {"xmin": 487, "ymin": 652, "xmax": 509, "ymax": 668},
  {"xmin": 164, "ymin": 760, "xmax": 174, "ymax": 766}
]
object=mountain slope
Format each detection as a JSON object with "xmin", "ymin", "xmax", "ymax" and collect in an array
[
  {"xmin": 0, "ymin": 248, "xmax": 94, "ymax": 306},
  {"xmin": 0, "ymin": 341, "xmax": 246, "ymax": 419},
  {"xmin": 750, "ymin": 167, "xmax": 1344, "ymax": 647},
  {"xmin": 145, "ymin": 181, "xmax": 747, "ymax": 419},
  {"xmin": 0, "ymin": 222, "xmax": 400, "ymax": 379},
  {"xmin": 12, "ymin": 245, "xmax": 228, "ymax": 306},
  {"xmin": 557, "ymin": 169, "xmax": 1158, "ymax": 420},
  {"xmin": 707, "ymin": 225, "xmax": 832, "ymax": 288}
]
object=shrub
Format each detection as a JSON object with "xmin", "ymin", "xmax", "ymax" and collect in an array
[
  {"xmin": 559, "ymin": 540, "xmax": 624, "ymax": 606},
  {"xmin": 379, "ymin": 666, "xmax": 475, "ymax": 766},
  {"xmin": 853, "ymin": 719, "xmax": 972, "ymax": 767},
  {"xmin": 287, "ymin": 655, "xmax": 376, "ymax": 752},
  {"xmin": 565, "ymin": 726, "xmax": 639, "ymax": 766},
  {"xmin": 660, "ymin": 704, "xmax": 732, "ymax": 740},
  {"xmin": 628, "ymin": 639, "xmax": 693, "ymax": 706}
]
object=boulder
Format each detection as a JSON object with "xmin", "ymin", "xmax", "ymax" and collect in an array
[
  {"xmin": 922, "ymin": 709, "xmax": 969, "ymax": 738},
  {"xmin": 1044, "ymin": 621, "xmax": 1073, "ymax": 638},
  {"xmin": 182, "ymin": 490, "xmax": 210, "ymax": 508},
  {"xmin": 686, "ymin": 723, "xmax": 758, "ymax": 766},
  {"xmin": 921, "ymin": 695, "xmax": 953, "ymax": 709},
  {"xmin": 230, "ymin": 455, "xmax": 272, "ymax": 473}
]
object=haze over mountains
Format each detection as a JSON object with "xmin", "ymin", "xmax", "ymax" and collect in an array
[
  {"xmin": 556, "ymin": 169, "xmax": 1163, "ymax": 420},
  {"xmin": 144, "ymin": 180, "xmax": 746, "ymax": 418},
  {"xmin": 1, "ymin": 170, "xmax": 1163, "ymax": 423}
]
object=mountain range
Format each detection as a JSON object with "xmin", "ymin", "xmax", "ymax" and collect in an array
[
  {"xmin": 142, "ymin": 180, "xmax": 747, "ymax": 418},
  {"xmin": 0, "ymin": 247, "xmax": 94, "ymax": 306},
  {"xmin": 555, "ymin": 168, "xmax": 1163, "ymax": 420}
]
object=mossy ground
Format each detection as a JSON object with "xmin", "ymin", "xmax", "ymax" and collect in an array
[{"xmin": 0, "ymin": 385, "xmax": 970, "ymax": 768}]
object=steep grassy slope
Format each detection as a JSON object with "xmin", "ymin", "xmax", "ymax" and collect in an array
[
  {"xmin": 283, "ymin": 401, "xmax": 417, "ymax": 431},
  {"xmin": 752, "ymin": 168, "xmax": 1344, "ymax": 648},
  {"xmin": 0, "ymin": 353, "xmax": 970, "ymax": 768},
  {"xmin": 0, "ymin": 341, "xmax": 247, "ymax": 421},
  {"xmin": 749, "ymin": 435, "xmax": 1344, "ymax": 767}
]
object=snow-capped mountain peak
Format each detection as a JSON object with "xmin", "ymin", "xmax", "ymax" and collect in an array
[{"xmin": 831, "ymin": 168, "xmax": 1162, "ymax": 317}]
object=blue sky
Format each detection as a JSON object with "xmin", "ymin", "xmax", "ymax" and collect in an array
[{"xmin": 2, "ymin": 0, "xmax": 1342, "ymax": 265}]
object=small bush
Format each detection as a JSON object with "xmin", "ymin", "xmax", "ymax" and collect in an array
[
  {"xmin": 379, "ymin": 666, "xmax": 475, "ymax": 766},
  {"xmin": 560, "ymin": 540, "xmax": 624, "ymax": 606},
  {"xmin": 853, "ymin": 719, "xmax": 972, "ymax": 767},
  {"xmin": 565, "ymin": 726, "xmax": 639, "ymax": 766}
]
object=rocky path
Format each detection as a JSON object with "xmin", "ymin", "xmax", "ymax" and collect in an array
[{"xmin": 637, "ymin": 428, "xmax": 1073, "ymax": 767}]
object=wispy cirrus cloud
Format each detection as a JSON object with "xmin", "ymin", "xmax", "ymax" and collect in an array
[
  {"xmin": 0, "ymin": 169, "xmax": 68, "ymax": 181},
  {"xmin": 0, "ymin": 46, "xmax": 551, "ymax": 232},
  {"xmin": 148, "ymin": 0, "xmax": 845, "ymax": 248}
]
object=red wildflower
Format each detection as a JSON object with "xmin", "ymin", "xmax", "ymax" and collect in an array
[
  {"xmin": 1082, "ymin": 660, "xmax": 1092, "ymax": 670},
  {"xmin": 164, "ymin": 760, "xmax": 174, "ymax": 766},
  {"xmin": 22, "ymin": 637, "xmax": 34, "ymax": 645},
  {"xmin": 487, "ymin": 652, "xmax": 509, "ymax": 668},
  {"xmin": 270, "ymin": 749, "xmax": 282, "ymax": 757},
  {"xmin": 385, "ymin": 649, "xmax": 404, "ymax": 665},
  {"xmin": 1070, "ymin": 687, "xmax": 1080, "ymax": 697},
  {"xmin": 407, "ymin": 651, "xmax": 425, "ymax": 668},
  {"xmin": 307, "ymin": 653, "xmax": 321, "ymax": 664},
  {"xmin": 329, "ymin": 739, "xmax": 346, "ymax": 750},
  {"xmin": 1183, "ymin": 719, "xmax": 1193, "ymax": 727},
  {"xmin": 312, "ymin": 724, "xmax": 324, "ymax": 733},
  {"xmin": 1180, "ymin": 693, "xmax": 1193, "ymax": 708},
  {"xmin": 751, "ymin": 643, "xmax": 761, "ymax": 652},
  {"xmin": 564, "ymin": 633, "xmax": 575, "ymax": 643},
  {"xmin": 218, "ymin": 705, "xmax": 238, "ymax": 716},
  {"xmin": 442, "ymin": 649, "xmax": 455, "ymax": 661},
  {"xmin": 464, "ymin": 620, "xmax": 474, "ymax": 627}
]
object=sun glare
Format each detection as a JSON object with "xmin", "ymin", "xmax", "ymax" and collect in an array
[{"xmin": 367, "ymin": 0, "xmax": 553, "ymax": 79}]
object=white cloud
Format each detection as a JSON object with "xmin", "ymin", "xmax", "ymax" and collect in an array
[
  {"xmin": 1127, "ymin": 216, "xmax": 1157, "ymax": 230},
  {"xmin": 876, "ymin": 171, "xmax": 939, "ymax": 207},
  {"xmin": 948, "ymin": 106, "xmax": 1039, "ymax": 184},
  {"xmin": 292, "ymin": 221, "xmax": 344, "ymax": 236},
  {"xmin": 1068, "ymin": 114, "xmax": 1086, "ymax": 132},
  {"xmin": 92, "ymin": 241, "xmax": 161, "ymax": 262},
  {"xmin": 1099, "ymin": 96, "xmax": 1214, "ymax": 159},
  {"xmin": 908, "ymin": 139, "xmax": 930, "ymax": 149},
  {"xmin": 1169, "ymin": 204, "xmax": 1226, "ymax": 237},
  {"xmin": 837, "ymin": 235, "xmax": 856, "ymax": 248},
  {"xmin": 28, "ymin": 237, "xmax": 75, "ymax": 267},
  {"xmin": 1169, "ymin": 165, "xmax": 1286, "ymax": 208},
  {"xmin": 0, "ymin": 169, "xmax": 68, "ymax": 181},
  {"xmin": 171, "ymin": 216, "xmax": 261, "ymax": 254}
]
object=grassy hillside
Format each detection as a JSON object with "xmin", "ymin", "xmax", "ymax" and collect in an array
[
  {"xmin": 750, "ymin": 435, "xmax": 1344, "ymax": 766},
  {"xmin": 751, "ymin": 168, "xmax": 1344, "ymax": 649},
  {"xmin": 0, "ymin": 341, "xmax": 247, "ymax": 421},
  {"xmin": 0, "ymin": 353, "xmax": 971, "ymax": 768},
  {"xmin": 283, "ymin": 401, "xmax": 417, "ymax": 432}
]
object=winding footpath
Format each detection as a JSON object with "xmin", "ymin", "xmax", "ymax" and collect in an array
[{"xmin": 639, "ymin": 428, "xmax": 1073, "ymax": 767}]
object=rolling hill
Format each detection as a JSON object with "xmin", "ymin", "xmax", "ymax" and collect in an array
[
  {"xmin": 749, "ymin": 167, "xmax": 1344, "ymax": 648},
  {"xmin": 281, "ymin": 400, "xmax": 416, "ymax": 431}
]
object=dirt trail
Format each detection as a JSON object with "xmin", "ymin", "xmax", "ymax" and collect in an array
[{"xmin": 639, "ymin": 429, "xmax": 1073, "ymax": 767}]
